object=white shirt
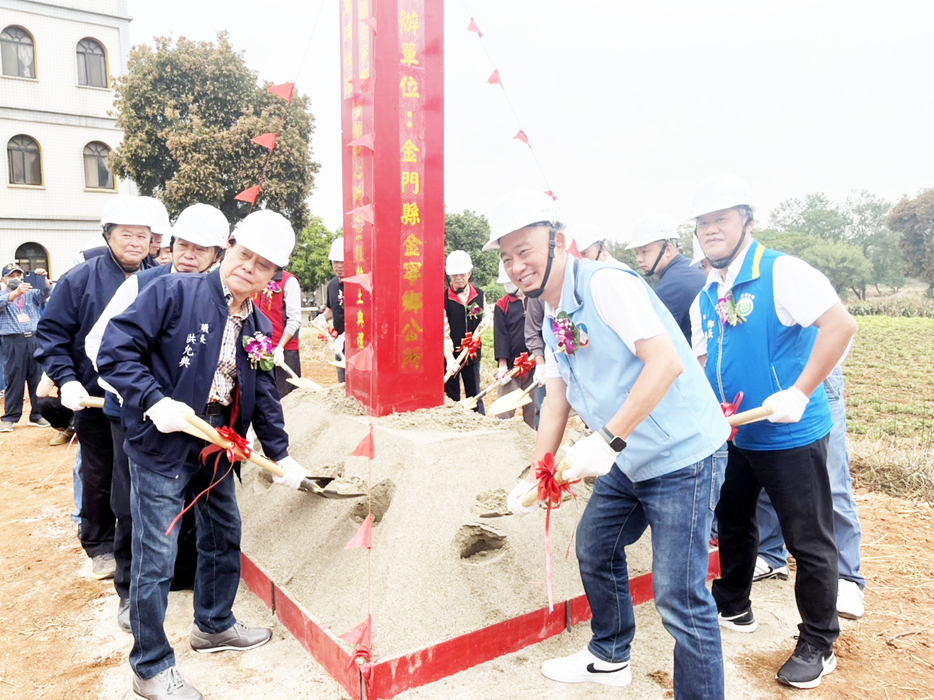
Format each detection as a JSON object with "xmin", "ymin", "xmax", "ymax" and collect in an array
[
  {"xmin": 689, "ymin": 240, "xmax": 840, "ymax": 359},
  {"xmin": 544, "ymin": 266, "xmax": 668, "ymax": 378}
]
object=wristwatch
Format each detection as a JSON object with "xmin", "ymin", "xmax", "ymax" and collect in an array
[{"xmin": 598, "ymin": 426, "xmax": 627, "ymax": 453}]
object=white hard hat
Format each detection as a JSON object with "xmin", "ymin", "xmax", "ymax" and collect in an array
[
  {"xmin": 328, "ymin": 237, "xmax": 344, "ymax": 262},
  {"xmin": 483, "ymin": 188, "xmax": 562, "ymax": 252},
  {"xmin": 570, "ymin": 223, "xmax": 606, "ymax": 253},
  {"xmin": 82, "ymin": 235, "xmax": 104, "ymax": 252},
  {"xmin": 172, "ymin": 204, "xmax": 229, "ymax": 248},
  {"xmin": 231, "ymin": 210, "xmax": 295, "ymax": 267},
  {"xmin": 496, "ymin": 260, "xmax": 510, "ymax": 284},
  {"xmin": 445, "ymin": 250, "xmax": 472, "ymax": 276},
  {"xmin": 140, "ymin": 197, "xmax": 172, "ymax": 236},
  {"xmin": 100, "ymin": 194, "xmax": 152, "ymax": 230},
  {"xmin": 690, "ymin": 173, "xmax": 756, "ymax": 220},
  {"xmin": 627, "ymin": 213, "xmax": 678, "ymax": 249}
]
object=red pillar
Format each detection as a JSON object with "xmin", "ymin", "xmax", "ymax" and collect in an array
[{"xmin": 339, "ymin": 0, "xmax": 444, "ymax": 416}]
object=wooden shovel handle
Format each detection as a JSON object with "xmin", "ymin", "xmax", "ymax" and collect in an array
[
  {"xmin": 519, "ymin": 454, "xmax": 578, "ymax": 507},
  {"xmin": 78, "ymin": 397, "xmax": 105, "ymax": 409},
  {"xmin": 184, "ymin": 414, "xmax": 285, "ymax": 478},
  {"xmin": 726, "ymin": 406, "xmax": 774, "ymax": 427}
]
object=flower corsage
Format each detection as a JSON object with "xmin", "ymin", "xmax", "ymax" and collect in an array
[
  {"xmin": 261, "ymin": 280, "xmax": 282, "ymax": 311},
  {"xmin": 715, "ymin": 291, "xmax": 750, "ymax": 327},
  {"xmin": 551, "ymin": 312, "xmax": 589, "ymax": 355},
  {"xmin": 242, "ymin": 332, "xmax": 275, "ymax": 371},
  {"xmin": 467, "ymin": 303, "xmax": 482, "ymax": 320}
]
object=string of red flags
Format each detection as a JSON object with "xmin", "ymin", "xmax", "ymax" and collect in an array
[
  {"xmin": 348, "ymin": 344, "xmax": 374, "ymax": 372},
  {"xmin": 346, "ymin": 203, "xmax": 375, "ymax": 225},
  {"xmin": 349, "ymin": 425, "xmax": 375, "ymax": 459},
  {"xmin": 461, "ymin": 6, "xmax": 557, "ymax": 199},
  {"xmin": 342, "ymin": 272, "xmax": 373, "ymax": 294},
  {"xmin": 233, "ymin": 82, "xmax": 296, "ymax": 208},
  {"xmin": 347, "ymin": 132, "xmax": 376, "ymax": 151}
]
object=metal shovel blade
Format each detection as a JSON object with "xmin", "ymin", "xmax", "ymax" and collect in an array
[
  {"xmin": 478, "ymin": 511, "xmax": 511, "ymax": 518},
  {"xmin": 487, "ymin": 389, "xmax": 533, "ymax": 416},
  {"xmin": 286, "ymin": 376, "xmax": 323, "ymax": 390},
  {"xmin": 298, "ymin": 477, "xmax": 366, "ymax": 499}
]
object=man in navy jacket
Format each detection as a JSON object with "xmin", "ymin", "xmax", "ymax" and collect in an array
[
  {"xmin": 35, "ymin": 194, "xmax": 154, "ymax": 579},
  {"xmin": 97, "ymin": 210, "xmax": 310, "ymax": 700}
]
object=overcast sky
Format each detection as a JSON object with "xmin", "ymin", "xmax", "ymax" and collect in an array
[{"xmin": 127, "ymin": 0, "xmax": 933, "ymax": 241}]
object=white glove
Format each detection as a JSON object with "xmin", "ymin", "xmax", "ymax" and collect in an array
[
  {"xmin": 273, "ymin": 455, "xmax": 310, "ymax": 490},
  {"xmin": 507, "ymin": 479, "xmax": 540, "ymax": 517},
  {"xmin": 60, "ymin": 381, "xmax": 90, "ymax": 412},
  {"xmin": 532, "ymin": 364, "xmax": 545, "ymax": 387},
  {"xmin": 144, "ymin": 397, "xmax": 195, "ymax": 434},
  {"xmin": 334, "ymin": 333, "xmax": 345, "ymax": 358},
  {"xmin": 312, "ymin": 313, "xmax": 328, "ymax": 328},
  {"xmin": 564, "ymin": 433, "xmax": 619, "ymax": 480},
  {"xmin": 495, "ymin": 366, "xmax": 509, "ymax": 381},
  {"xmin": 445, "ymin": 353, "xmax": 460, "ymax": 376},
  {"xmin": 273, "ymin": 346, "xmax": 285, "ymax": 367},
  {"xmin": 762, "ymin": 387, "xmax": 809, "ymax": 424}
]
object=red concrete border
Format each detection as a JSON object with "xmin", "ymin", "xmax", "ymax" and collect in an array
[{"xmin": 241, "ymin": 550, "xmax": 721, "ymax": 699}]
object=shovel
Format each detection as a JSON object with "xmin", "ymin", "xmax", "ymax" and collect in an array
[
  {"xmin": 727, "ymin": 406, "xmax": 774, "ymax": 426},
  {"xmin": 78, "ymin": 396, "xmax": 216, "ymax": 441},
  {"xmin": 277, "ymin": 360, "xmax": 322, "ymax": 391},
  {"xmin": 310, "ymin": 318, "xmax": 346, "ymax": 369},
  {"xmin": 459, "ymin": 365, "xmax": 521, "ymax": 410},
  {"xmin": 183, "ymin": 414, "xmax": 365, "ymax": 499},
  {"xmin": 487, "ymin": 377, "xmax": 541, "ymax": 416},
  {"xmin": 444, "ymin": 314, "xmax": 493, "ymax": 383},
  {"xmin": 480, "ymin": 454, "xmax": 578, "ymax": 517}
]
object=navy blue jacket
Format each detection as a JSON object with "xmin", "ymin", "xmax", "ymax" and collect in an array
[
  {"xmin": 35, "ymin": 251, "xmax": 130, "ymax": 394},
  {"xmin": 654, "ymin": 254, "xmax": 707, "ymax": 342},
  {"xmin": 493, "ymin": 293, "xmax": 529, "ymax": 368},
  {"xmin": 96, "ymin": 269, "xmax": 289, "ymax": 477}
]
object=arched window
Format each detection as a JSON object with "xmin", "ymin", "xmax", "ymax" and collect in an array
[
  {"xmin": 15, "ymin": 242, "xmax": 49, "ymax": 276},
  {"xmin": 7, "ymin": 135, "xmax": 41, "ymax": 185},
  {"xmin": 76, "ymin": 38, "xmax": 107, "ymax": 87},
  {"xmin": 83, "ymin": 141, "xmax": 114, "ymax": 189},
  {"xmin": 1, "ymin": 26, "xmax": 35, "ymax": 78}
]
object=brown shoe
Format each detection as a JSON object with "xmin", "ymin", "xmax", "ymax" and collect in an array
[{"xmin": 49, "ymin": 428, "xmax": 75, "ymax": 446}]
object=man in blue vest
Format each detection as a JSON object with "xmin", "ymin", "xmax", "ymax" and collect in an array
[
  {"xmin": 97, "ymin": 210, "xmax": 310, "ymax": 700},
  {"xmin": 492, "ymin": 189, "xmax": 730, "ymax": 700},
  {"xmin": 689, "ymin": 173, "xmax": 857, "ymax": 689}
]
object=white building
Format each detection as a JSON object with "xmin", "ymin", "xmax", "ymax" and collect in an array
[{"xmin": 0, "ymin": 0, "xmax": 132, "ymax": 277}]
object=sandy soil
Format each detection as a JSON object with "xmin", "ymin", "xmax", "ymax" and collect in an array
[{"xmin": 1, "ymin": 365, "xmax": 932, "ymax": 699}]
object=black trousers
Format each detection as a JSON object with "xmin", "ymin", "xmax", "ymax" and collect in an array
[
  {"xmin": 712, "ymin": 436, "xmax": 839, "ymax": 650},
  {"xmin": 73, "ymin": 408, "xmax": 116, "ymax": 558},
  {"xmin": 274, "ymin": 348, "xmax": 302, "ymax": 398},
  {"xmin": 0, "ymin": 333, "xmax": 41, "ymax": 423},
  {"xmin": 36, "ymin": 396, "xmax": 73, "ymax": 431},
  {"xmin": 444, "ymin": 362, "xmax": 485, "ymax": 414},
  {"xmin": 110, "ymin": 418, "xmax": 198, "ymax": 599}
]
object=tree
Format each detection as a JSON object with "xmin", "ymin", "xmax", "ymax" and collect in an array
[
  {"xmin": 756, "ymin": 230, "xmax": 873, "ymax": 298},
  {"xmin": 888, "ymin": 189, "xmax": 934, "ymax": 295},
  {"xmin": 770, "ymin": 192, "xmax": 851, "ymax": 241},
  {"xmin": 444, "ymin": 208, "xmax": 498, "ymax": 287},
  {"xmin": 288, "ymin": 216, "xmax": 339, "ymax": 300},
  {"xmin": 844, "ymin": 190, "xmax": 904, "ymax": 293},
  {"xmin": 111, "ymin": 32, "xmax": 319, "ymax": 232}
]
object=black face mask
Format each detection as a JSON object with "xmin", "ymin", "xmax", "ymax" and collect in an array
[{"xmin": 6, "ymin": 278, "xmax": 21, "ymax": 290}]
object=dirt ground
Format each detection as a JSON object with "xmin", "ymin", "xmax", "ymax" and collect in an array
[{"xmin": 1, "ymin": 360, "xmax": 932, "ymax": 699}]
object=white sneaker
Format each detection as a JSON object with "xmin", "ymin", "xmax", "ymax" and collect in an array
[
  {"xmin": 752, "ymin": 555, "xmax": 789, "ymax": 582},
  {"xmin": 837, "ymin": 579, "xmax": 864, "ymax": 619},
  {"xmin": 541, "ymin": 647, "xmax": 631, "ymax": 687}
]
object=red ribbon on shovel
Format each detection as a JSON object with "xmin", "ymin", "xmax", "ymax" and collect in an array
[
  {"xmin": 720, "ymin": 391, "xmax": 744, "ymax": 441},
  {"xmin": 458, "ymin": 331, "xmax": 482, "ymax": 360},
  {"xmin": 533, "ymin": 453, "xmax": 580, "ymax": 612},
  {"xmin": 512, "ymin": 351, "xmax": 535, "ymax": 378}
]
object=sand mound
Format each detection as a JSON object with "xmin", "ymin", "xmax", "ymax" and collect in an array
[{"xmin": 237, "ymin": 386, "xmax": 651, "ymax": 660}]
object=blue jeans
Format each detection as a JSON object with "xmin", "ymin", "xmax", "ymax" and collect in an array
[
  {"xmin": 756, "ymin": 367, "xmax": 864, "ymax": 588},
  {"xmin": 128, "ymin": 415, "xmax": 242, "ymax": 679},
  {"xmin": 72, "ymin": 445, "xmax": 82, "ymax": 526},
  {"xmin": 577, "ymin": 447, "xmax": 727, "ymax": 700}
]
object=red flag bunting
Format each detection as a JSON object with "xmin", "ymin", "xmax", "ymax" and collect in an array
[
  {"xmin": 340, "ymin": 616, "xmax": 372, "ymax": 646},
  {"xmin": 342, "ymin": 272, "xmax": 373, "ymax": 294},
  {"xmin": 568, "ymin": 238, "xmax": 582, "ymax": 259},
  {"xmin": 363, "ymin": 16, "xmax": 377, "ymax": 32},
  {"xmin": 250, "ymin": 133, "xmax": 278, "ymax": 151},
  {"xmin": 349, "ymin": 425, "xmax": 375, "ymax": 459},
  {"xmin": 348, "ymin": 76, "xmax": 373, "ymax": 99},
  {"xmin": 346, "ymin": 203, "xmax": 375, "ymax": 225},
  {"xmin": 347, "ymin": 132, "xmax": 375, "ymax": 151},
  {"xmin": 513, "ymin": 130, "xmax": 531, "ymax": 147},
  {"xmin": 267, "ymin": 82, "xmax": 295, "ymax": 101},
  {"xmin": 234, "ymin": 185, "xmax": 260, "ymax": 204},
  {"xmin": 349, "ymin": 344, "xmax": 374, "ymax": 372},
  {"xmin": 467, "ymin": 17, "xmax": 483, "ymax": 38},
  {"xmin": 345, "ymin": 513, "xmax": 373, "ymax": 549},
  {"xmin": 487, "ymin": 69, "xmax": 502, "ymax": 86},
  {"xmin": 545, "ymin": 190, "xmax": 557, "ymax": 201}
]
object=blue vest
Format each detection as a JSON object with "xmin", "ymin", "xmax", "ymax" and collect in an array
[
  {"xmin": 698, "ymin": 241, "xmax": 832, "ymax": 451},
  {"xmin": 544, "ymin": 258, "xmax": 730, "ymax": 482}
]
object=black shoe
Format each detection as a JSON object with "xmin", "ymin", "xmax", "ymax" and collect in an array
[
  {"xmin": 718, "ymin": 606, "xmax": 758, "ymax": 633},
  {"xmin": 777, "ymin": 638, "xmax": 837, "ymax": 689}
]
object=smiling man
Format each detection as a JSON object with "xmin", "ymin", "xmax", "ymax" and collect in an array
[
  {"xmin": 689, "ymin": 173, "xmax": 857, "ymax": 690},
  {"xmin": 489, "ymin": 188, "xmax": 730, "ymax": 700},
  {"xmin": 96, "ymin": 209, "xmax": 311, "ymax": 700}
]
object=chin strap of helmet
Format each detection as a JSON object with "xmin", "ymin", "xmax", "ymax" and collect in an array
[
  {"xmin": 644, "ymin": 241, "xmax": 669, "ymax": 277},
  {"xmin": 525, "ymin": 225, "xmax": 557, "ymax": 299},
  {"xmin": 704, "ymin": 216, "xmax": 750, "ymax": 270}
]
